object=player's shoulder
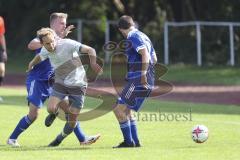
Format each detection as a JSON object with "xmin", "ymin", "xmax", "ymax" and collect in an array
[
  {"xmin": 128, "ymin": 29, "xmax": 144, "ymax": 38},
  {"xmin": 60, "ymin": 38, "xmax": 79, "ymax": 44}
]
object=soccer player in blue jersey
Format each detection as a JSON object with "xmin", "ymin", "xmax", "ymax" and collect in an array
[
  {"xmin": 7, "ymin": 13, "xmax": 100, "ymax": 147},
  {"xmin": 113, "ymin": 15, "xmax": 158, "ymax": 148}
]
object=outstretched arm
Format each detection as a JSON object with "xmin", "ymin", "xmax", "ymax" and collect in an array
[{"xmin": 26, "ymin": 55, "xmax": 42, "ymax": 72}]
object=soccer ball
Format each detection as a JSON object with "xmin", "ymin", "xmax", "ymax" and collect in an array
[{"xmin": 191, "ymin": 125, "xmax": 209, "ymax": 143}]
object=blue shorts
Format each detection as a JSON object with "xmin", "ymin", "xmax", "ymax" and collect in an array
[
  {"xmin": 117, "ymin": 82, "xmax": 152, "ymax": 112},
  {"xmin": 26, "ymin": 79, "xmax": 51, "ymax": 108}
]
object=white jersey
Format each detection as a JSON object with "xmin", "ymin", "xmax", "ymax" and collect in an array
[{"xmin": 39, "ymin": 38, "xmax": 87, "ymax": 87}]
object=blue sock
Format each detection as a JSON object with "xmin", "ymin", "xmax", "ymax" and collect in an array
[
  {"xmin": 119, "ymin": 120, "xmax": 133, "ymax": 144},
  {"xmin": 57, "ymin": 122, "xmax": 75, "ymax": 142},
  {"xmin": 65, "ymin": 114, "xmax": 86, "ymax": 142},
  {"xmin": 73, "ymin": 122, "xmax": 86, "ymax": 142},
  {"xmin": 9, "ymin": 115, "xmax": 33, "ymax": 139},
  {"xmin": 130, "ymin": 120, "xmax": 139, "ymax": 144}
]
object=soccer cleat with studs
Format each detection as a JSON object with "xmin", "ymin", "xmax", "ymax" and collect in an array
[
  {"xmin": 7, "ymin": 139, "xmax": 20, "ymax": 147},
  {"xmin": 80, "ymin": 134, "xmax": 101, "ymax": 145}
]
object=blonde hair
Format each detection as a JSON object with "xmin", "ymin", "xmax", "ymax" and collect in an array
[
  {"xmin": 50, "ymin": 12, "xmax": 68, "ymax": 24},
  {"xmin": 37, "ymin": 27, "xmax": 55, "ymax": 43}
]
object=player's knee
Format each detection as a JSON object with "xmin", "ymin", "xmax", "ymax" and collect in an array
[
  {"xmin": 28, "ymin": 111, "xmax": 39, "ymax": 122},
  {"xmin": 58, "ymin": 100, "xmax": 70, "ymax": 113},
  {"xmin": 28, "ymin": 103, "xmax": 39, "ymax": 121},
  {"xmin": 113, "ymin": 106, "xmax": 128, "ymax": 122},
  {"xmin": 47, "ymin": 104, "xmax": 57, "ymax": 114},
  {"xmin": 126, "ymin": 109, "xmax": 135, "ymax": 120}
]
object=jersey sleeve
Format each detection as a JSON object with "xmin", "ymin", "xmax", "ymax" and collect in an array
[
  {"xmin": 66, "ymin": 39, "xmax": 82, "ymax": 53},
  {"xmin": 38, "ymin": 47, "xmax": 49, "ymax": 61},
  {"xmin": 129, "ymin": 35, "xmax": 146, "ymax": 53},
  {"xmin": 0, "ymin": 17, "xmax": 5, "ymax": 36}
]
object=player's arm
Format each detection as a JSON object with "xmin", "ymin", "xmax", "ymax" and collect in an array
[
  {"xmin": 28, "ymin": 38, "xmax": 42, "ymax": 50},
  {"xmin": 80, "ymin": 44, "xmax": 102, "ymax": 74},
  {"xmin": 26, "ymin": 55, "xmax": 42, "ymax": 72},
  {"xmin": 138, "ymin": 47, "xmax": 150, "ymax": 88}
]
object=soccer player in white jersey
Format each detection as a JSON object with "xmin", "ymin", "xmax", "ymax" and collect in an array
[
  {"xmin": 27, "ymin": 27, "xmax": 102, "ymax": 147},
  {"xmin": 7, "ymin": 13, "xmax": 100, "ymax": 147}
]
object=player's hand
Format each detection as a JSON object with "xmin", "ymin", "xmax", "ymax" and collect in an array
[
  {"xmin": 26, "ymin": 63, "xmax": 33, "ymax": 73},
  {"xmin": 91, "ymin": 63, "xmax": 103, "ymax": 75},
  {"xmin": 141, "ymin": 75, "xmax": 149, "ymax": 89},
  {"xmin": 63, "ymin": 25, "xmax": 75, "ymax": 37}
]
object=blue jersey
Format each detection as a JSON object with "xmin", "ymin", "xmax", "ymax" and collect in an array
[
  {"xmin": 27, "ymin": 48, "xmax": 53, "ymax": 80},
  {"xmin": 126, "ymin": 29, "xmax": 155, "ymax": 85}
]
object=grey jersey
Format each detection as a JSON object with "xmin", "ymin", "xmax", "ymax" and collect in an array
[{"xmin": 39, "ymin": 38, "xmax": 87, "ymax": 87}]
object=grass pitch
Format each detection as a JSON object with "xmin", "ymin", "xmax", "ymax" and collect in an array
[{"xmin": 0, "ymin": 88, "xmax": 240, "ymax": 160}]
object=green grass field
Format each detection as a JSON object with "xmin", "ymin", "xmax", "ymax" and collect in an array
[
  {"xmin": 0, "ymin": 88, "xmax": 240, "ymax": 160},
  {"xmin": 163, "ymin": 64, "xmax": 240, "ymax": 85}
]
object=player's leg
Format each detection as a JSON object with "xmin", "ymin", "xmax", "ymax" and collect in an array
[
  {"xmin": 126, "ymin": 85, "xmax": 152, "ymax": 147},
  {"xmin": 48, "ymin": 96, "xmax": 81, "ymax": 147},
  {"xmin": 45, "ymin": 98, "xmax": 87, "ymax": 142},
  {"xmin": 113, "ymin": 103, "xmax": 134, "ymax": 148},
  {"xmin": 45, "ymin": 83, "xmax": 67, "ymax": 127},
  {"xmin": 64, "ymin": 100, "xmax": 100, "ymax": 145},
  {"xmin": 113, "ymin": 81, "xmax": 151, "ymax": 148},
  {"xmin": 7, "ymin": 79, "xmax": 47, "ymax": 147},
  {"xmin": 67, "ymin": 103, "xmax": 101, "ymax": 145},
  {"xmin": 44, "ymin": 95, "xmax": 62, "ymax": 127},
  {"xmin": 48, "ymin": 92, "xmax": 100, "ymax": 147},
  {"xmin": 45, "ymin": 93, "xmax": 99, "ymax": 145},
  {"xmin": 113, "ymin": 81, "xmax": 137, "ymax": 148},
  {"xmin": 0, "ymin": 47, "xmax": 5, "ymax": 86},
  {"xmin": 126, "ymin": 108, "xmax": 141, "ymax": 147},
  {"xmin": 45, "ymin": 99, "xmax": 71, "ymax": 127},
  {"xmin": 65, "ymin": 104, "xmax": 87, "ymax": 144},
  {"xmin": 0, "ymin": 62, "xmax": 5, "ymax": 86},
  {"xmin": 7, "ymin": 103, "xmax": 39, "ymax": 147},
  {"xmin": 0, "ymin": 48, "xmax": 5, "ymax": 101},
  {"xmin": 0, "ymin": 62, "xmax": 5, "ymax": 101}
]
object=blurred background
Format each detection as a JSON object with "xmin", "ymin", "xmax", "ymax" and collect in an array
[{"xmin": 1, "ymin": 0, "xmax": 240, "ymax": 84}]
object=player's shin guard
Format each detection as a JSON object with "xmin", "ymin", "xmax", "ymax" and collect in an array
[
  {"xmin": 9, "ymin": 115, "xmax": 33, "ymax": 139},
  {"xmin": 56, "ymin": 123, "xmax": 75, "ymax": 142},
  {"xmin": 130, "ymin": 120, "xmax": 140, "ymax": 145}
]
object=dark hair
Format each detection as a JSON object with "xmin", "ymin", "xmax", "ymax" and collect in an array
[{"xmin": 118, "ymin": 15, "xmax": 134, "ymax": 29}]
